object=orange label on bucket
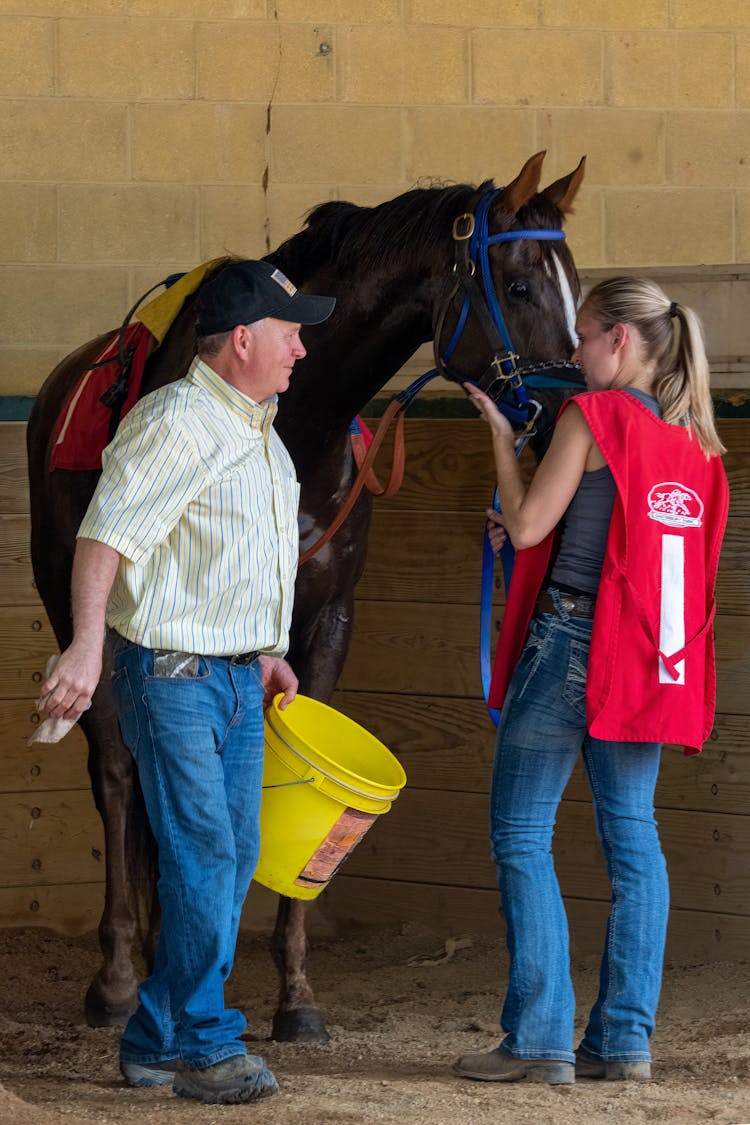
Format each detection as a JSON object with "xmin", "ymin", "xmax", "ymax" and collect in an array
[{"xmin": 295, "ymin": 807, "xmax": 377, "ymax": 889}]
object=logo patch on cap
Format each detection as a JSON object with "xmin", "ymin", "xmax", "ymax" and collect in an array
[{"xmin": 270, "ymin": 268, "xmax": 297, "ymax": 297}]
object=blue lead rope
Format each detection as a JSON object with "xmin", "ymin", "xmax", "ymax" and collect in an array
[{"xmin": 479, "ymin": 422, "xmax": 538, "ymax": 727}]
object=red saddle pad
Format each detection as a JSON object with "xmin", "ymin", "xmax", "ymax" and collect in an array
[{"xmin": 49, "ymin": 322, "xmax": 153, "ymax": 472}]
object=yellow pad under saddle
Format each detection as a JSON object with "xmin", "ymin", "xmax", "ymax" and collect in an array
[{"xmin": 135, "ymin": 257, "xmax": 224, "ymax": 344}]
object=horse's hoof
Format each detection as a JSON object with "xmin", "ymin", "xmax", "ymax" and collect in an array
[
  {"xmin": 271, "ymin": 1006, "xmax": 330, "ymax": 1043},
  {"xmin": 84, "ymin": 985, "xmax": 137, "ymax": 1028}
]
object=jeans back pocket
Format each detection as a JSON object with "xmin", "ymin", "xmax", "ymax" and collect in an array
[{"xmin": 562, "ymin": 636, "xmax": 589, "ymax": 714}]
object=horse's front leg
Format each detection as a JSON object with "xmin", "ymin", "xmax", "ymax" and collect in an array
[
  {"xmin": 79, "ymin": 683, "xmax": 141, "ymax": 1026},
  {"xmin": 270, "ymin": 896, "xmax": 330, "ymax": 1042},
  {"xmin": 268, "ymin": 581, "xmax": 362, "ymax": 1042}
]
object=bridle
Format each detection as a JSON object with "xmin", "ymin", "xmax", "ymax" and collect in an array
[
  {"xmin": 434, "ymin": 185, "xmax": 584, "ymax": 447},
  {"xmin": 302, "ymin": 187, "xmax": 584, "ymax": 564}
]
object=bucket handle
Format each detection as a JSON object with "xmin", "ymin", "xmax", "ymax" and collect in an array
[
  {"xmin": 266, "ymin": 716, "xmax": 402, "ymax": 803},
  {"xmin": 262, "ymin": 778, "xmax": 315, "ymax": 790}
]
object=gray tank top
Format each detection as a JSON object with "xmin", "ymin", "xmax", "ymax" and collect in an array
[{"xmin": 549, "ymin": 390, "xmax": 660, "ymax": 595}]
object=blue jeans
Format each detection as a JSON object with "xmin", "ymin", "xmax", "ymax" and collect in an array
[
  {"xmin": 112, "ymin": 640, "xmax": 266, "ymax": 1069},
  {"xmin": 490, "ymin": 596, "xmax": 668, "ymax": 1064}
]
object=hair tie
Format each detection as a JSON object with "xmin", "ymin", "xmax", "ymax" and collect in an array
[{"xmin": 669, "ymin": 301, "xmax": 678, "ymax": 318}]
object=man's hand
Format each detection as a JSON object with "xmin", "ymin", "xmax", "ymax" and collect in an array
[
  {"xmin": 257, "ymin": 655, "xmax": 298, "ymax": 711},
  {"xmin": 38, "ymin": 642, "xmax": 102, "ymax": 722},
  {"xmin": 39, "ymin": 536, "xmax": 121, "ymax": 723}
]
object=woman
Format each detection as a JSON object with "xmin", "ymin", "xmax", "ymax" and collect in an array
[{"xmin": 453, "ymin": 278, "xmax": 728, "ymax": 1086}]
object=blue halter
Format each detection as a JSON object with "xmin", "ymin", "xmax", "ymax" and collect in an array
[
  {"xmin": 440, "ymin": 186, "xmax": 570, "ymax": 431},
  {"xmin": 439, "ymin": 187, "xmax": 577, "ymax": 726}
]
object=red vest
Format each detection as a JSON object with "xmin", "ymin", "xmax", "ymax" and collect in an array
[{"xmin": 488, "ymin": 390, "xmax": 729, "ymax": 754}]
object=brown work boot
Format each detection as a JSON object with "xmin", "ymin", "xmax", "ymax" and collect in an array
[
  {"xmin": 174, "ymin": 1053, "xmax": 279, "ymax": 1104},
  {"xmin": 575, "ymin": 1049, "xmax": 651, "ymax": 1081},
  {"xmin": 453, "ymin": 1047, "xmax": 574, "ymax": 1085}
]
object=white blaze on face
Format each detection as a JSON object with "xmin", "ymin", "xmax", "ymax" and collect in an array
[{"xmin": 551, "ymin": 249, "xmax": 579, "ymax": 353}]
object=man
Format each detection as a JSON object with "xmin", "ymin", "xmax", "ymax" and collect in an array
[{"xmin": 40, "ymin": 260, "xmax": 335, "ymax": 1104}]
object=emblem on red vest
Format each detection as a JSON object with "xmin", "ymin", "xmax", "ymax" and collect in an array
[{"xmin": 647, "ymin": 482, "xmax": 704, "ymax": 528}]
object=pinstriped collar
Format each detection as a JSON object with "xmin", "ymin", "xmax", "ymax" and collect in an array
[{"xmin": 186, "ymin": 357, "xmax": 278, "ymax": 428}]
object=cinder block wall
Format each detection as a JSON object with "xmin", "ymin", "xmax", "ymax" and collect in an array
[{"xmin": 1, "ymin": 1, "xmax": 749, "ymax": 392}]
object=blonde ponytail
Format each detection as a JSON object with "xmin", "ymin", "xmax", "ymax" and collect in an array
[{"xmin": 581, "ymin": 277, "xmax": 725, "ymax": 457}]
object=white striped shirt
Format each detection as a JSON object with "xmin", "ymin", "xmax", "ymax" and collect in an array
[{"xmin": 77, "ymin": 357, "xmax": 300, "ymax": 656}]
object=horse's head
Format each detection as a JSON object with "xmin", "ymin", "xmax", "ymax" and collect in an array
[{"xmin": 434, "ymin": 151, "xmax": 586, "ymax": 453}]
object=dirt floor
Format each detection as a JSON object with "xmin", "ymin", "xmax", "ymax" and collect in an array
[{"xmin": 0, "ymin": 923, "xmax": 748, "ymax": 1125}]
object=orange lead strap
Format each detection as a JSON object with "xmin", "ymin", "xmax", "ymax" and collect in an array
[{"xmin": 298, "ymin": 399, "xmax": 406, "ymax": 565}]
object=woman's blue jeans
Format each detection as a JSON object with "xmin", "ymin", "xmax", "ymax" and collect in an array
[
  {"xmin": 491, "ymin": 598, "xmax": 668, "ymax": 1064},
  {"xmin": 111, "ymin": 640, "xmax": 266, "ymax": 1069}
]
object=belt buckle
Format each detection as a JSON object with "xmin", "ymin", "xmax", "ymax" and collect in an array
[
  {"xmin": 230, "ymin": 651, "xmax": 259, "ymax": 666},
  {"xmin": 561, "ymin": 596, "xmax": 576, "ymax": 614}
]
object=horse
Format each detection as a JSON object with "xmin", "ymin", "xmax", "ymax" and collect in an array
[{"xmin": 26, "ymin": 150, "xmax": 585, "ymax": 1043}]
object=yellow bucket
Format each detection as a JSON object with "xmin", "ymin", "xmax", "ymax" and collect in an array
[{"xmin": 254, "ymin": 694, "xmax": 407, "ymax": 900}]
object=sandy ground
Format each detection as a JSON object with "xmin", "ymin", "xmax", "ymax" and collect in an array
[{"xmin": 0, "ymin": 924, "xmax": 748, "ymax": 1125}]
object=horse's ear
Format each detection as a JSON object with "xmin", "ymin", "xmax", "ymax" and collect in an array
[
  {"xmin": 500, "ymin": 151, "xmax": 547, "ymax": 216},
  {"xmin": 541, "ymin": 156, "xmax": 586, "ymax": 215}
]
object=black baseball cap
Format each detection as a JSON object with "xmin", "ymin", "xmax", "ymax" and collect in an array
[{"xmin": 195, "ymin": 259, "xmax": 336, "ymax": 335}]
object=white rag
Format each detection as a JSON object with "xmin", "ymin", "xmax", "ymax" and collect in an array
[{"xmin": 27, "ymin": 654, "xmax": 79, "ymax": 746}]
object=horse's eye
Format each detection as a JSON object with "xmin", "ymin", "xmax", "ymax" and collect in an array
[{"xmin": 507, "ymin": 280, "xmax": 531, "ymax": 303}]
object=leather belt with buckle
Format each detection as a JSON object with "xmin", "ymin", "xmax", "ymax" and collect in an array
[
  {"xmin": 535, "ymin": 590, "xmax": 595, "ymax": 619},
  {"xmin": 227, "ymin": 651, "xmax": 260, "ymax": 665}
]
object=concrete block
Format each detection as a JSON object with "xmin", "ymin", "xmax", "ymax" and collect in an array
[
  {"xmin": 674, "ymin": 1, "xmax": 750, "ymax": 28},
  {"xmin": 667, "ymin": 112, "xmax": 750, "ymax": 188},
  {"xmin": 329, "ymin": 183, "xmax": 409, "ymax": 207},
  {"xmin": 58, "ymin": 18, "xmax": 194, "ymax": 99},
  {"xmin": 0, "ymin": 0, "xmax": 125, "ymax": 12},
  {"xmin": 560, "ymin": 185, "xmax": 604, "ymax": 270},
  {"xmin": 473, "ymin": 30, "xmax": 602, "ymax": 106},
  {"xmin": 59, "ymin": 185, "xmax": 199, "ymax": 262},
  {"xmin": 408, "ymin": 0, "xmax": 536, "ymax": 25},
  {"xmin": 0, "ymin": 16, "xmax": 54, "ymax": 96},
  {"xmin": 343, "ymin": 26, "xmax": 466, "ymax": 105},
  {"xmin": 276, "ymin": 0, "xmax": 399, "ymax": 19},
  {"xmin": 606, "ymin": 31, "xmax": 732, "ymax": 108},
  {"xmin": 0, "ymin": 348, "xmax": 69, "ymax": 396},
  {"xmin": 537, "ymin": 109, "xmax": 664, "ymax": 186},
  {"xmin": 200, "ymin": 185, "xmax": 269, "ymax": 260},
  {"xmin": 130, "ymin": 0, "xmax": 265, "ymax": 14},
  {"xmin": 131, "ymin": 103, "xmax": 267, "ymax": 183},
  {"xmin": 541, "ymin": 0, "xmax": 667, "ymax": 26},
  {"xmin": 266, "ymin": 184, "xmax": 338, "ymax": 251},
  {"xmin": 735, "ymin": 33, "xmax": 750, "ymax": 108},
  {"xmin": 197, "ymin": 22, "xmax": 336, "ymax": 103},
  {"xmin": 605, "ymin": 190, "xmax": 733, "ymax": 266},
  {"xmin": 406, "ymin": 107, "xmax": 534, "ymax": 186},
  {"xmin": 270, "ymin": 106, "xmax": 403, "ymax": 184},
  {"xmin": 0, "ymin": 184, "xmax": 57, "ymax": 262},
  {"xmin": 0, "ymin": 101, "xmax": 128, "ymax": 180},
  {"xmin": 0, "ymin": 267, "xmax": 129, "ymax": 347}
]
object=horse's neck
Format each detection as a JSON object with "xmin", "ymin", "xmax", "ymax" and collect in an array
[{"xmin": 273, "ymin": 269, "xmax": 438, "ymax": 447}]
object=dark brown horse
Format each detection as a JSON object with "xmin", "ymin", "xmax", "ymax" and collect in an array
[{"xmin": 26, "ymin": 151, "xmax": 585, "ymax": 1042}]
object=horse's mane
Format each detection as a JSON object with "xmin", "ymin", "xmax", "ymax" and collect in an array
[
  {"xmin": 269, "ymin": 179, "xmax": 569, "ymax": 280},
  {"xmin": 270, "ymin": 180, "xmax": 495, "ymax": 275}
]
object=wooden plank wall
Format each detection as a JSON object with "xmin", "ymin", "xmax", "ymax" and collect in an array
[
  {"xmin": 1, "ymin": 415, "xmax": 749, "ymax": 963},
  {"xmin": 0, "ymin": 421, "xmax": 105, "ymax": 932},
  {"xmin": 323, "ymin": 413, "xmax": 750, "ymax": 965}
]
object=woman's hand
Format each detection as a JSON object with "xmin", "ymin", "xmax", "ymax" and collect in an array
[
  {"xmin": 465, "ymin": 384, "xmax": 514, "ymax": 439},
  {"xmin": 485, "ymin": 509, "xmax": 509, "ymax": 556}
]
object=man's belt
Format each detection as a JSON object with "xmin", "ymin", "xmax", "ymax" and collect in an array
[{"xmin": 227, "ymin": 651, "xmax": 260, "ymax": 665}]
